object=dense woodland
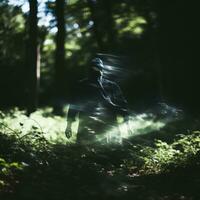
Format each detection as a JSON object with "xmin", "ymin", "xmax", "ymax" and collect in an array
[{"xmin": 0, "ymin": 0, "xmax": 200, "ymax": 200}]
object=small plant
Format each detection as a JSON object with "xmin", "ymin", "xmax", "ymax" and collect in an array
[
  {"xmin": 0, "ymin": 108, "xmax": 69, "ymax": 144},
  {"xmin": 141, "ymin": 131, "xmax": 200, "ymax": 174},
  {"xmin": 0, "ymin": 157, "xmax": 24, "ymax": 192}
]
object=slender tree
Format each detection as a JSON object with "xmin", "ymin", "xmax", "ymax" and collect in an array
[
  {"xmin": 87, "ymin": 0, "xmax": 105, "ymax": 51},
  {"xmin": 53, "ymin": 0, "xmax": 66, "ymax": 114},
  {"xmin": 27, "ymin": 0, "xmax": 40, "ymax": 115},
  {"xmin": 87, "ymin": 0, "xmax": 116, "ymax": 52},
  {"xmin": 102, "ymin": 0, "xmax": 116, "ymax": 51}
]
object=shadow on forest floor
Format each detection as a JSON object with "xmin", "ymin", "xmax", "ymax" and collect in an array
[
  {"xmin": 0, "ymin": 108, "xmax": 200, "ymax": 200},
  {"xmin": 1, "ymin": 143, "xmax": 200, "ymax": 200}
]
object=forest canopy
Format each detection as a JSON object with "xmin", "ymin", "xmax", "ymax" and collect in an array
[{"xmin": 0, "ymin": 0, "xmax": 198, "ymax": 114}]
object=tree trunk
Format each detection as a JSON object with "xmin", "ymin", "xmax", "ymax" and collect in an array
[
  {"xmin": 53, "ymin": 0, "xmax": 66, "ymax": 114},
  {"xmin": 87, "ymin": 0, "xmax": 116, "ymax": 52},
  {"xmin": 27, "ymin": 0, "xmax": 39, "ymax": 115},
  {"xmin": 102, "ymin": 0, "xmax": 116, "ymax": 51},
  {"xmin": 87, "ymin": 0, "xmax": 105, "ymax": 52}
]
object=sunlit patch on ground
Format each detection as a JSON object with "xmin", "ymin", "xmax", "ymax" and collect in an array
[
  {"xmin": 96, "ymin": 102, "xmax": 183, "ymax": 144},
  {"xmin": 0, "ymin": 103, "xmax": 183, "ymax": 145},
  {"xmin": 0, "ymin": 108, "xmax": 68, "ymax": 144},
  {"xmin": 96, "ymin": 113, "xmax": 166, "ymax": 144}
]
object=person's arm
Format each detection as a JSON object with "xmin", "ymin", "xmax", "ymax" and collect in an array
[
  {"xmin": 65, "ymin": 105, "xmax": 77, "ymax": 138},
  {"xmin": 65, "ymin": 81, "xmax": 80, "ymax": 138}
]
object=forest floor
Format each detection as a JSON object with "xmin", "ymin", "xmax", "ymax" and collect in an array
[{"xmin": 0, "ymin": 108, "xmax": 200, "ymax": 200}]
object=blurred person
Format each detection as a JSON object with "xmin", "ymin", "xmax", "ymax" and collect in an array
[{"xmin": 65, "ymin": 57, "xmax": 129, "ymax": 144}]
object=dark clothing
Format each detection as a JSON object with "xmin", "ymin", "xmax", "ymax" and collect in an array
[{"xmin": 67, "ymin": 77, "xmax": 128, "ymax": 143}]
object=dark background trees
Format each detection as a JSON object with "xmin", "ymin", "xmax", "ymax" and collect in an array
[
  {"xmin": 155, "ymin": 1, "xmax": 199, "ymax": 115},
  {"xmin": 0, "ymin": 0, "xmax": 199, "ymax": 115},
  {"xmin": 0, "ymin": 0, "xmax": 27, "ymax": 107}
]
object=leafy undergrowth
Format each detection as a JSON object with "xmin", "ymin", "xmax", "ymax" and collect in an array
[{"xmin": 0, "ymin": 108, "xmax": 200, "ymax": 200}]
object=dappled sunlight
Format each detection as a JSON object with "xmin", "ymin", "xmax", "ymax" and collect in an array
[
  {"xmin": 0, "ymin": 103, "xmax": 183, "ymax": 145},
  {"xmin": 1, "ymin": 0, "xmax": 199, "ymax": 199},
  {"xmin": 116, "ymin": 15, "xmax": 147, "ymax": 36},
  {"xmin": 1, "ymin": 108, "xmax": 199, "ymax": 200},
  {"xmin": 95, "ymin": 102, "xmax": 183, "ymax": 144},
  {"xmin": 0, "ymin": 108, "xmax": 68, "ymax": 144},
  {"xmin": 96, "ymin": 112, "xmax": 165, "ymax": 144}
]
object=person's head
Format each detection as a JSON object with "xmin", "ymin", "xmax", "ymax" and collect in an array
[{"xmin": 89, "ymin": 58, "xmax": 104, "ymax": 80}]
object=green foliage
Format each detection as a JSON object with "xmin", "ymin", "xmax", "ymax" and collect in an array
[
  {"xmin": 0, "ymin": 108, "xmax": 68, "ymax": 144},
  {"xmin": 0, "ymin": 108, "xmax": 200, "ymax": 199},
  {"xmin": 1, "ymin": 0, "xmax": 158, "ymax": 106},
  {"xmin": 0, "ymin": 157, "xmax": 24, "ymax": 191},
  {"xmin": 0, "ymin": 0, "xmax": 199, "ymax": 197},
  {"xmin": 0, "ymin": 1, "xmax": 26, "ymax": 64},
  {"xmin": 141, "ymin": 131, "xmax": 200, "ymax": 174},
  {"xmin": 114, "ymin": 4, "xmax": 147, "ymax": 37}
]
